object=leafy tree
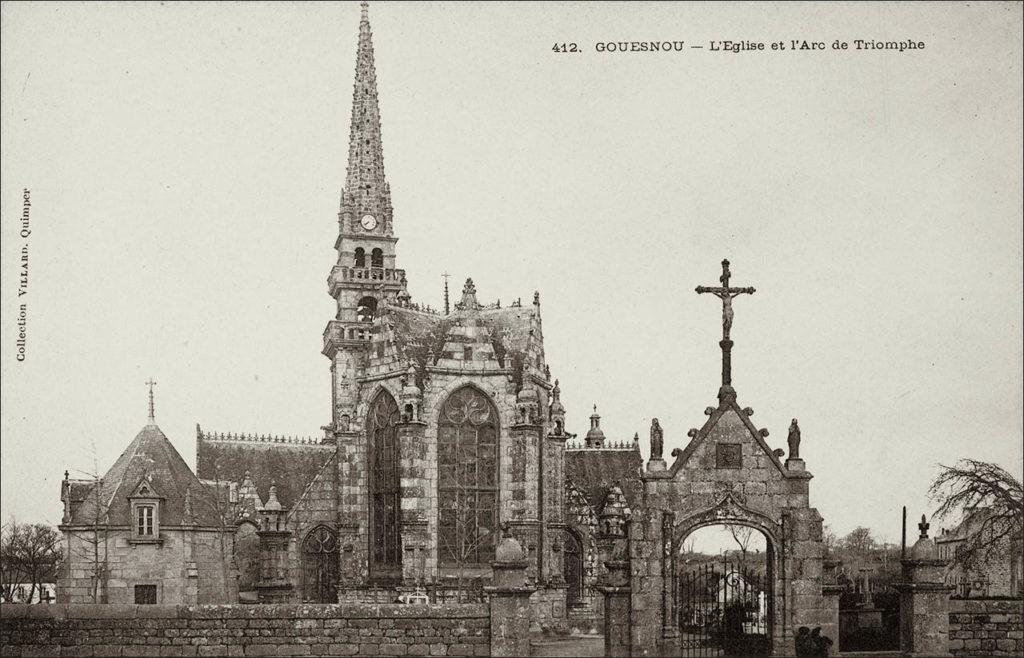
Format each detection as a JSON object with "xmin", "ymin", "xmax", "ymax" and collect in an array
[{"xmin": 929, "ymin": 459, "xmax": 1023, "ymax": 569}]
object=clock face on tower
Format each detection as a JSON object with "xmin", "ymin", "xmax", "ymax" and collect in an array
[{"xmin": 360, "ymin": 214, "xmax": 378, "ymax": 231}]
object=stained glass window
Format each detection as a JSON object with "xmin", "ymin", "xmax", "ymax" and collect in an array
[
  {"xmin": 368, "ymin": 391, "xmax": 402, "ymax": 581},
  {"xmin": 438, "ymin": 386, "xmax": 499, "ymax": 566}
]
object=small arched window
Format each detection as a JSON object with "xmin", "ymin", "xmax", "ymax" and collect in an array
[
  {"xmin": 354, "ymin": 247, "xmax": 366, "ymax": 268},
  {"xmin": 357, "ymin": 296, "xmax": 377, "ymax": 322},
  {"xmin": 371, "ymin": 248, "xmax": 384, "ymax": 268}
]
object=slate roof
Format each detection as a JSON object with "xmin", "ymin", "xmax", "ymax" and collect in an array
[
  {"xmin": 384, "ymin": 302, "xmax": 537, "ymax": 368},
  {"xmin": 66, "ymin": 424, "xmax": 221, "ymax": 527},
  {"xmin": 195, "ymin": 434, "xmax": 333, "ymax": 510},
  {"xmin": 565, "ymin": 446, "xmax": 643, "ymax": 513}
]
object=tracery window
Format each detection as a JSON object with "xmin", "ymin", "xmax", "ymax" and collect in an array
[
  {"xmin": 368, "ymin": 391, "xmax": 402, "ymax": 581},
  {"xmin": 302, "ymin": 525, "xmax": 339, "ymax": 602},
  {"xmin": 438, "ymin": 386, "xmax": 499, "ymax": 566}
]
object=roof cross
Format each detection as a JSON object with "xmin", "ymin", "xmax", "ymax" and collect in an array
[
  {"xmin": 146, "ymin": 378, "xmax": 157, "ymax": 423},
  {"xmin": 696, "ymin": 260, "xmax": 756, "ymax": 387}
]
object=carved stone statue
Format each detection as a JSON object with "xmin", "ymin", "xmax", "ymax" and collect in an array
[
  {"xmin": 787, "ymin": 418, "xmax": 801, "ymax": 460},
  {"xmin": 650, "ymin": 418, "xmax": 664, "ymax": 460}
]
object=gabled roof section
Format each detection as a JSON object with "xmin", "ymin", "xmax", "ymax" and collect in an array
[
  {"xmin": 566, "ymin": 444, "xmax": 643, "ymax": 513},
  {"xmin": 668, "ymin": 387, "xmax": 796, "ymax": 478},
  {"xmin": 195, "ymin": 428, "xmax": 333, "ymax": 510},
  {"xmin": 372, "ymin": 280, "xmax": 545, "ymax": 380},
  {"xmin": 67, "ymin": 424, "xmax": 221, "ymax": 527}
]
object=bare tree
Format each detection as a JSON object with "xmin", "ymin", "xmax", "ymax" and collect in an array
[
  {"xmin": 0, "ymin": 521, "xmax": 61, "ymax": 603},
  {"xmin": 929, "ymin": 459, "xmax": 1023, "ymax": 569},
  {"xmin": 726, "ymin": 525, "xmax": 754, "ymax": 569},
  {"xmin": 0, "ymin": 521, "xmax": 28, "ymax": 602}
]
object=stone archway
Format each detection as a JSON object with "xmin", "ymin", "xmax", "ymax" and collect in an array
[{"xmin": 619, "ymin": 386, "xmax": 829, "ymax": 657}]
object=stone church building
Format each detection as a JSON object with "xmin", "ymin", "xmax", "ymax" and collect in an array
[{"xmin": 59, "ymin": 4, "xmax": 639, "ymax": 627}]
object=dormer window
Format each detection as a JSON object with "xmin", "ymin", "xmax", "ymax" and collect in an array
[{"xmin": 128, "ymin": 477, "xmax": 163, "ymax": 544}]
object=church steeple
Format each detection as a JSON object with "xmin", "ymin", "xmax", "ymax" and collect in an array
[{"xmin": 340, "ymin": 0, "xmax": 392, "ymax": 233}]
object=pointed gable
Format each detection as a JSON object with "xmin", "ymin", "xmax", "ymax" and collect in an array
[
  {"xmin": 668, "ymin": 390, "xmax": 808, "ymax": 489},
  {"xmin": 67, "ymin": 424, "xmax": 221, "ymax": 527}
]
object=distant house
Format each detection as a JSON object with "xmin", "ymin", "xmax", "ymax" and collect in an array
[
  {"xmin": 1, "ymin": 559, "xmax": 57, "ymax": 603},
  {"xmin": 935, "ymin": 509, "xmax": 1022, "ymax": 598}
]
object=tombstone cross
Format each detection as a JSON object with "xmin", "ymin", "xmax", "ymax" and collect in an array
[{"xmin": 696, "ymin": 260, "xmax": 756, "ymax": 386}]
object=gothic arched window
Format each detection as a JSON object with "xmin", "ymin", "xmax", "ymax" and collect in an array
[
  {"xmin": 302, "ymin": 525, "xmax": 339, "ymax": 603},
  {"xmin": 368, "ymin": 391, "xmax": 402, "ymax": 582},
  {"xmin": 371, "ymin": 248, "xmax": 384, "ymax": 268},
  {"xmin": 438, "ymin": 386, "xmax": 499, "ymax": 566},
  {"xmin": 354, "ymin": 247, "xmax": 366, "ymax": 268}
]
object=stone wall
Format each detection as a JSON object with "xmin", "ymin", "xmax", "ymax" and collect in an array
[
  {"xmin": 58, "ymin": 528, "xmax": 235, "ymax": 605},
  {"xmin": 0, "ymin": 602, "xmax": 490, "ymax": 658},
  {"xmin": 948, "ymin": 598, "xmax": 1024, "ymax": 657}
]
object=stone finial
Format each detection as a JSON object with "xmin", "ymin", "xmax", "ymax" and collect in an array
[
  {"xmin": 494, "ymin": 523, "xmax": 525, "ymax": 563},
  {"xmin": 918, "ymin": 514, "xmax": 930, "ymax": 540},
  {"xmin": 585, "ymin": 405, "xmax": 605, "ymax": 448},
  {"xmin": 533, "ymin": 291, "xmax": 540, "ymax": 306},
  {"xmin": 146, "ymin": 377, "xmax": 157, "ymax": 424},
  {"xmin": 456, "ymin": 277, "xmax": 480, "ymax": 310},
  {"xmin": 265, "ymin": 481, "xmax": 282, "ymax": 512}
]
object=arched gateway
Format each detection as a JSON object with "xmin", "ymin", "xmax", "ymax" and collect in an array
[{"xmin": 611, "ymin": 261, "xmax": 831, "ymax": 657}]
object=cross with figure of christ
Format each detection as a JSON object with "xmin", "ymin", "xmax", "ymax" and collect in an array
[{"xmin": 696, "ymin": 260, "xmax": 756, "ymax": 386}]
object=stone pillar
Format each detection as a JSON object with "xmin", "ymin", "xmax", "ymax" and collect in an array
[
  {"xmin": 898, "ymin": 517, "xmax": 953, "ymax": 657},
  {"xmin": 821, "ymin": 559, "xmax": 844, "ymax": 656},
  {"xmin": 397, "ymin": 418, "xmax": 428, "ymax": 587},
  {"xmin": 596, "ymin": 499, "xmax": 633, "ymax": 657},
  {"xmin": 255, "ymin": 528, "xmax": 293, "ymax": 602},
  {"xmin": 486, "ymin": 527, "xmax": 536, "ymax": 658},
  {"xmin": 597, "ymin": 560, "xmax": 632, "ymax": 658}
]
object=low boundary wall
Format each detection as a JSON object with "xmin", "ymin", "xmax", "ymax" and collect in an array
[
  {"xmin": 948, "ymin": 598, "xmax": 1023, "ymax": 657},
  {"xmin": 0, "ymin": 603, "xmax": 490, "ymax": 658}
]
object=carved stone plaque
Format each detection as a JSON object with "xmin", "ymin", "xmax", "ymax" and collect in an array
[{"xmin": 716, "ymin": 443, "xmax": 743, "ymax": 469}]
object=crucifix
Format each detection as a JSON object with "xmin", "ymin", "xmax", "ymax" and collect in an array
[
  {"xmin": 145, "ymin": 378, "xmax": 157, "ymax": 423},
  {"xmin": 696, "ymin": 259, "xmax": 755, "ymax": 387}
]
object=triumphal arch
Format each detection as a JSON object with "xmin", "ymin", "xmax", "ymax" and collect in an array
[{"xmin": 603, "ymin": 261, "xmax": 831, "ymax": 657}]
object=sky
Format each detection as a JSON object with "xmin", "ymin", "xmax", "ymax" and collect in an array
[{"xmin": 1, "ymin": 2, "xmax": 1021, "ymax": 544}]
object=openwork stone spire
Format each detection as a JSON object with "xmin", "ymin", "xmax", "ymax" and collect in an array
[{"xmin": 342, "ymin": 1, "xmax": 391, "ymax": 221}]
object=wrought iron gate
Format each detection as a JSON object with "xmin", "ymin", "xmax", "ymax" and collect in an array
[{"xmin": 679, "ymin": 562, "xmax": 770, "ymax": 657}]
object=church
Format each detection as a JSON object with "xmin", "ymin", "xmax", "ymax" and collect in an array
[{"xmin": 58, "ymin": 3, "xmax": 638, "ymax": 630}]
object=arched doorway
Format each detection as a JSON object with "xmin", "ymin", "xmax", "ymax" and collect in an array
[
  {"xmin": 677, "ymin": 523, "xmax": 774, "ymax": 658},
  {"xmin": 563, "ymin": 529, "xmax": 584, "ymax": 608},
  {"xmin": 302, "ymin": 525, "xmax": 339, "ymax": 603}
]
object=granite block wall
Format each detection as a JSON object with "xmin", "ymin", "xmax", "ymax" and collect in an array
[
  {"xmin": 948, "ymin": 598, "xmax": 1024, "ymax": 657},
  {"xmin": 0, "ymin": 603, "xmax": 490, "ymax": 658}
]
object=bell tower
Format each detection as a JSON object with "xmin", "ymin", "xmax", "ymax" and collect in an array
[{"xmin": 323, "ymin": 1, "xmax": 408, "ymax": 432}]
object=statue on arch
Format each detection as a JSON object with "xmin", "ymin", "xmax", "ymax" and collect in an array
[
  {"xmin": 650, "ymin": 418, "xmax": 664, "ymax": 461},
  {"xmin": 787, "ymin": 418, "xmax": 801, "ymax": 460}
]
